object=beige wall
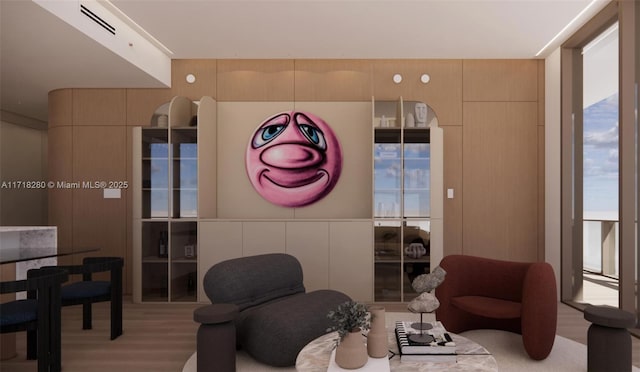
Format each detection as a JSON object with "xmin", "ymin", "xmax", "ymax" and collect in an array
[
  {"xmin": 48, "ymin": 58, "xmax": 545, "ymax": 294},
  {"xmin": 0, "ymin": 112, "xmax": 48, "ymax": 226}
]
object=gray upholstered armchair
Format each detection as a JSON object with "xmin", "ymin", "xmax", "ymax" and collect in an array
[{"xmin": 201, "ymin": 253, "xmax": 351, "ymax": 367}]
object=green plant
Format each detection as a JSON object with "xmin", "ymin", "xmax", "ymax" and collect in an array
[{"xmin": 326, "ymin": 300, "xmax": 370, "ymax": 340}]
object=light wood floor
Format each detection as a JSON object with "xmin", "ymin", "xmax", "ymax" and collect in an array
[{"xmin": 1, "ymin": 299, "xmax": 639, "ymax": 371}]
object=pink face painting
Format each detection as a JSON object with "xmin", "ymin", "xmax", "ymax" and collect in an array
[{"xmin": 246, "ymin": 111, "xmax": 342, "ymax": 207}]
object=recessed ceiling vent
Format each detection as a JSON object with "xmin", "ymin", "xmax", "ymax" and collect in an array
[{"xmin": 80, "ymin": 4, "xmax": 115, "ymax": 35}]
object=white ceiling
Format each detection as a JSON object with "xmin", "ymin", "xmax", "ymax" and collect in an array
[{"xmin": 0, "ymin": 0, "xmax": 609, "ymax": 122}]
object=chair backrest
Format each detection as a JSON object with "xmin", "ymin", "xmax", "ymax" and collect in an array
[
  {"xmin": 1, "ymin": 267, "xmax": 68, "ymax": 331},
  {"xmin": 437, "ymin": 254, "xmax": 531, "ymax": 302},
  {"xmin": 203, "ymin": 253, "xmax": 305, "ymax": 311},
  {"xmin": 45, "ymin": 256, "xmax": 123, "ymax": 282}
]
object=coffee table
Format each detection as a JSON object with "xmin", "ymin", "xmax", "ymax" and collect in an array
[{"xmin": 296, "ymin": 313, "xmax": 498, "ymax": 371}]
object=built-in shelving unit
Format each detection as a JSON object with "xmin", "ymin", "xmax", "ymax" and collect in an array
[
  {"xmin": 133, "ymin": 96, "xmax": 216, "ymax": 303},
  {"xmin": 373, "ymin": 98, "xmax": 440, "ymax": 302}
]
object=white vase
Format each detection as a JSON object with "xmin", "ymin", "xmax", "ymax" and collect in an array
[
  {"xmin": 335, "ymin": 330, "xmax": 367, "ymax": 369},
  {"xmin": 367, "ymin": 306, "xmax": 388, "ymax": 358}
]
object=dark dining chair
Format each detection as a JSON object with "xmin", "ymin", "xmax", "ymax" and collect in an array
[
  {"xmin": 52, "ymin": 256, "xmax": 123, "ymax": 340},
  {"xmin": 0, "ymin": 267, "xmax": 68, "ymax": 372}
]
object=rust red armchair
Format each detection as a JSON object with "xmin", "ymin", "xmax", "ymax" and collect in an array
[{"xmin": 435, "ymin": 254, "xmax": 557, "ymax": 360}]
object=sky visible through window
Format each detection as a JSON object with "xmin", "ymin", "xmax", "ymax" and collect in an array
[{"xmin": 583, "ymin": 92, "xmax": 618, "ymax": 220}]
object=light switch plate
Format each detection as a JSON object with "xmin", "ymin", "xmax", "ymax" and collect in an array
[
  {"xmin": 447, "ymin": 188, "xmax": 454, "ymax": 199},
  {"xmin": 104, "ymin": 188, "xmax": 121, "ymax": 199}
]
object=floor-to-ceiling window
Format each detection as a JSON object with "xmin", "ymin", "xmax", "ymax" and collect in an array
[
  {"xmin": 561, "ymin": 1, "xmax": 638, "ymax": 328},
  {"xmin": 582, "ymin": 22, "xmax": 619, "ymax": 307}
]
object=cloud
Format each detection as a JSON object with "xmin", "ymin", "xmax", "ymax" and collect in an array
[{"xmin": 584, "ymin": 122, "xmax": 618, "ymax": 148}]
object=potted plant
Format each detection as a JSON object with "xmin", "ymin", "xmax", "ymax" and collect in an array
[{"xmin": 327, "ymin": 300, "xmax": 370, "ymax": 369}]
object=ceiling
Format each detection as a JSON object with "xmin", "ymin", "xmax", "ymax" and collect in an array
[{"xmin": 1, "ymin": 0, "xmax": 609, "ymax": 123}]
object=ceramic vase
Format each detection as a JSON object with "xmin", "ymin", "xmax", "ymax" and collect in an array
[
  {"xmin": 335, "ymin": 329, "xmax": 367, "ymax": 369},
  {"xmin": 367, "ymin": 306, "xmax": 388, "ymax": 358}
]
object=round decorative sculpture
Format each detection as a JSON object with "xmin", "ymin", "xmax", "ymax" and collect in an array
[
  {"xmin": 408, "ymin": 291, "xmax": 440, "ymax": 314},
  {"xmin": 408, "ymin": 266, "xmax": 447, "ymax": 333},
  {"xmin": 412, "ymin": 266, "xmax": 447, "ymax": 293},
  {"xmin": 246, "ymin": 111, "xmax": 342, "ymax": 207}
]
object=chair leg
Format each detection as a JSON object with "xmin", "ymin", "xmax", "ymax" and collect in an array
[
  {"xmin": 83, "ymin": 303, "xmax": 92, "ymax": 330},
  {"xmin": 111, "ymin": 291, "xmax": 123, "ymax": 340},
  {"xmin": 51, "ymin": 296, "xmax": 62, "ymax": 372},
  {"xmin": 27, "ymin": 328, "xmax": 37, "ymax": 360}
]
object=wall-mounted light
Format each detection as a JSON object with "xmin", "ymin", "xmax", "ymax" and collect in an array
[
  {"xmin": 420, "ymin": 74, "xmax": 431, "ymax": 84},
  {"xmin": 186, "ymin": 73, "xmax": 196, "ymax": 84},
  {"xmin": 392, "ymin": 74, "xmax": 402, "ymax": 84}
]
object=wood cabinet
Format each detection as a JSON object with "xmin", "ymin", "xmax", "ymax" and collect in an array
[{"xmin": 197, "ymin": 220, "xmax": 373, "ymax": 303}]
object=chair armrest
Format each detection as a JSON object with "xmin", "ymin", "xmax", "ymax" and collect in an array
[
  {"xmin": 194, "ymin": 304, "xmax": 239, "ymax": 325},
  {"xmin": 521, "ymin": 262, "xmax": 557, "ymax": 359}
]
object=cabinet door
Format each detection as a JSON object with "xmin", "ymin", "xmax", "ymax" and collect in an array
[
  {"xmin": 329, "ymin": 221, "xmax": 373, "ymax": 302},
  {"xmin": 286, "ymin": 221, "xmax": 329, "ymax": 292},
  {"xmin": 242, "ymin": 222, "xmax": 286, "ymax": 256},
  {"xmin": 198, "ymin": 221, "xmax": 242, "ymax": 303}
]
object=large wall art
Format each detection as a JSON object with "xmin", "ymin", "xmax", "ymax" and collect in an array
[{"xmin": 245, "ymin": 111, "xmax": 343, "ymax": 207}]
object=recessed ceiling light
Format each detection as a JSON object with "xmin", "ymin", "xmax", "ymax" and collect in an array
[
  {"xmin": 393, "ymin": 74, "xmax": 402, "ymax": 84},
  {"xmin": 186, "ymin": 74, "xmax": 196, "ymax": 84},
  {"xmin": 420, "ymin": 74, "xmax": 431, "ymax": 84}
]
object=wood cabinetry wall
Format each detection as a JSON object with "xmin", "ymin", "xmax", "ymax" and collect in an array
[{"xmin": 48, "ymin": 58, "xmax": 545, "ymax": 294}]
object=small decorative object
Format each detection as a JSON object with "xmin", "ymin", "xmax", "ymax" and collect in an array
[
  {"xmin": 157, "ymin": 231, "xmax": 168, "ymax": 258},
  {"xmin": 414, "ymin": 102, "xmax": 428, "ymax": 128},
  {"xmin": 407, "ymin": 266, "xmax": 447, "ymax": 341},
  {"xmin": 411, "ymin": 266, "xmax": 446, "ymax": 293},
  {"xmin": 380, "ymin": 115, "xmax": 388, "ymax": 128},
  {"xmin": 405, "ymin": 112, "xmax": 415, "ymax": 128},
  {"xmin": 367, "ymin": 305, "xmax": 388, "ymax": 358},
  {"xmin": 157, "ymin": 114, "xmax": 168, "ymax": 128},
  {"xmin": 184, "ymin": 244, "xmax": 195, "ymax": 258},
  {"xmin": 327, "ymin": 300, "xmax": 369, "ymax": 369},
  {"xmin": 404, "ymin": 242, "xmax": 427, "ymax": 258}
]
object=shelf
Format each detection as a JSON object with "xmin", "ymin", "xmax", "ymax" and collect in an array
[
  {"xmin": 172, "ymin": 258, "xmax": 197, "ymax": 263},
  {"xmin": 142, "ymin": 256, "xmax": 169, "ymax": 263}
]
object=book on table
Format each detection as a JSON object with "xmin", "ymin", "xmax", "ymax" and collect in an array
[{"xmin": 395, "ymin": 320, "xmax": 457, "ymax": 362}]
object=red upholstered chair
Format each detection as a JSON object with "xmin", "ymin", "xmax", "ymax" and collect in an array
[{"xmin": 435, "ymin": 254, "xmax": 557, "ymax": 360}]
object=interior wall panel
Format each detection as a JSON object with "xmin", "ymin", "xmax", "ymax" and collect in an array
[
  {"xmin": 329, "ymin": 221, "xmax": 373, "ymax": 302},
  {"xmin": 538, "ymin": 126, "xmax": 545, "ymax": 261},
  {"xmin": 462, "ymin": 102, "xmax": 538, "ymax": 261},
  {"xmin": 285, "ymin": 221, "xmax": 330, "ymax": 292},
  {"xmin": 462, "ymin": 60, "xmax": 538, "ymax": 102},
  {"xmin": 72, "ymin": 126, "xmax": 127, "ymax": 270},
  {"xmin": 198, "ymin": 221, "xmax": 243, "ymax": 303},
  {"xmin": 171, "ymin": 59, "xmax": 217, "ymax": 100},
  {"xmin": 72, "ymin": 89, "xmax": 126, "ymax": 126},
  {"xmin": 538, "ymin": 60, "xmax": 546, "ymax": 126},
  {"xmin": 443, "ymin": 126, "xmax": 463, "ymax": 256},
  {"xmin": 126, "ymin": 89, "xmax": 173, "ymax": 126},
  {"xmin": 242, "ymin": 222, "xmax": 286, "ymax": 257},
  {"xmin": 294, "ymin": 60, "xmax": 372, "ymax": 101},
  {"xmin": 48, "ymin": 89, "xmax": 72, "ymax": 128},
  {"xmin": 47, "ymin": 126, "xmax": 73, "ymax": 256},
  {"xmin": 217, "ymin": 60, "xmax": 294, "ymax": 101},
  {"xmin": 371, "ymin": 59, "xmax": 463, "ymax": 125}
]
